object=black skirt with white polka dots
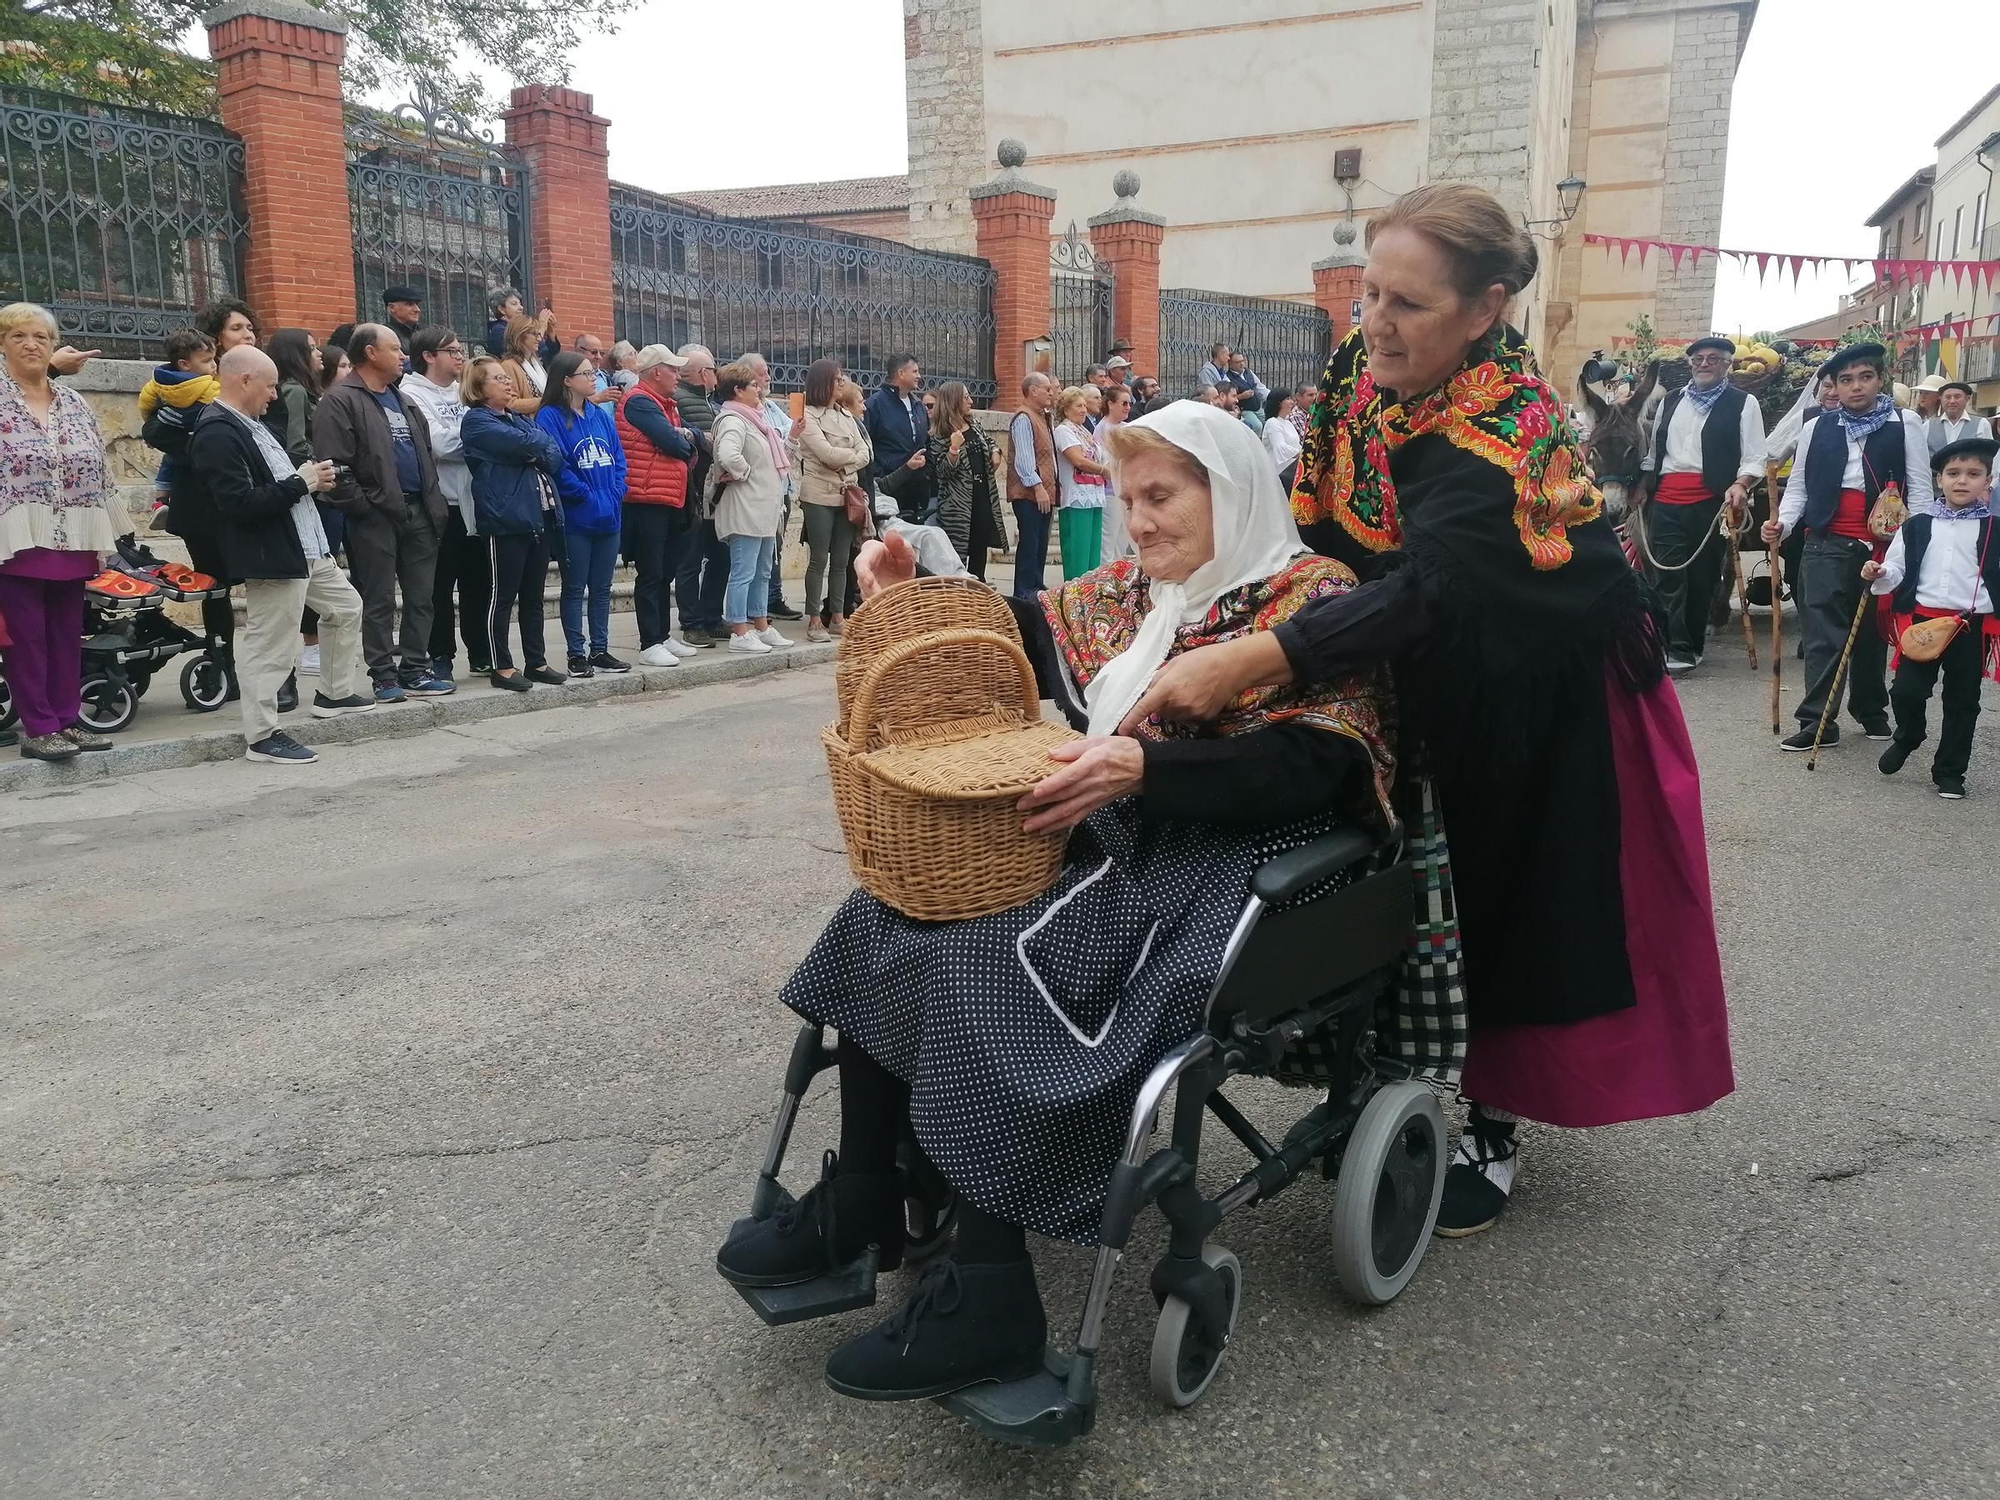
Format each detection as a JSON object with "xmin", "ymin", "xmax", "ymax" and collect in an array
[{"xmin": 781, "ymin": 799, "xmax": 1343, "ymax": 1245}]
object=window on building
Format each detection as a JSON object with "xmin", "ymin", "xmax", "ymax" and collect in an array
[
  {"xmin": 1952, "ymin": 206, "xmax": 1963, "ymax": 259},
  {"xmin": 1976, "ymin": 191, "xmax": 1990, "ymax": 258}
]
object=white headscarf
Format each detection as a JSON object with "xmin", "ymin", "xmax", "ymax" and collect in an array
[{"xmin": 1082, "ymin": 400, "xmax": 1310, "ymax": 736}]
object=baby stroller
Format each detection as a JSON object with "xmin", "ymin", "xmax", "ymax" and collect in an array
[
  {"xmin": 723, "ymin": 821, "xmax": 1443, "ymax": 1448},
  {"xmin": 71, "ymin": 540, "xmax": 232, "ymax": 734}
]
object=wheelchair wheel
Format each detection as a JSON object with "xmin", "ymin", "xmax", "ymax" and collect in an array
[
  {"xmin": 78, "ymin": 675, "xmax": 137, "ymax": 735},
  {"xmin": 180, "ymin": 655, "xmax": 229, "ymax": 713},
  {"xmin": 1147, "ymin": 1245, "xmax": 1241, "ymax": 1410},
  {"xmin": 1330, "ymin": 1080, "xmax": 1446, "ymax": 1306}
]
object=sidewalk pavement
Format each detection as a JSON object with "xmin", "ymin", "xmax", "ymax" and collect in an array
[{"xmin": 0, "ymin": 606, "xmax": 832, "ymax": 795}]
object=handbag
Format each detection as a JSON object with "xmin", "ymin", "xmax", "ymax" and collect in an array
[
  {"xmin": 843, "ymin": 484, "xmax": 869, "ymax": 526},
  {"xmin": 1896, "ymin": 516, "xmax": 1993, "ymax": 662}
]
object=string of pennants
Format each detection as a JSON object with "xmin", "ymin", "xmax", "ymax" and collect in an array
[{"xmin": 1581, "ymin": 233, "xmax": 2000, "ymax": 292}]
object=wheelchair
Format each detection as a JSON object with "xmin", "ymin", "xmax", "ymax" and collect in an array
[{"xmin": 721, "ymin": 820, "xmax": 1446, "ymax": 1449}]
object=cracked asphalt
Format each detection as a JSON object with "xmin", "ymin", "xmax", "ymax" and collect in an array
[{"xmin": 2, "ymin": 657, "xmax": 1996, "ymax": 1500}]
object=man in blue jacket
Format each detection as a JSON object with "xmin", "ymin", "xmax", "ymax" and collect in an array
[{"xmin": 865, "ymin": 354, "xmax": 933, "ymax": 520}]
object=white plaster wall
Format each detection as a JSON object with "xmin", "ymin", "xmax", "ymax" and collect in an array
[{"xmin": 1925, "ymin": 88, "xmax": 2000, "ymax": 383}]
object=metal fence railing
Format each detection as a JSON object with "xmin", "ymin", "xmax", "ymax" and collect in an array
[
  {"xmin": 608, "ymin": 183, "xmax": 996, "ymax": 399},
  {"xmin": 0, "ymin": 87, "xmax": 249, "ymax": 357},
  {"xmin": 1157, "ymin": 288, "xmax": 1331, "ymax": 402},
  {"xmin": 1048, "ymin": 223, "xmax": 1113, "ymax": 388}
]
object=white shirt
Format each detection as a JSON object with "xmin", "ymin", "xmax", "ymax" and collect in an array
[
  {"xmin": 1775, "ymin": 409, "xmax": 1934, "ymax": 538},
  {"xmin": 1644, "ymin": 384, "xmax": 1766, "ymax": 482},
  {"xmin": 1053, "ymin": 420, "xmax": 1104, "ymax": 509},
  {"xmin": 219, "ymin": 401, "xmax": 327, "ymax": 560},
  {"xmin": 1870, "ymin": 516, "xmax": 1993, "ymax": 614},
  {"xmin": 1263, "ymin": 414, "xmax": 1303, "ymax": 472}
]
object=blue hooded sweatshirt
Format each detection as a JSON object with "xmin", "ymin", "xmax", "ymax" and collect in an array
[{"xmin": 535, "ymin": 401, "xmax": 627, "ymax": 535}]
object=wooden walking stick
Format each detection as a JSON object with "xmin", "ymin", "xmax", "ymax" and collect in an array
[
  {"xmin": 1766, "ymin": 461, "xmax": 1783, "ymax": 734},
  {"xmin": 1807, "ymin": 588, "xmax": 1873, "ymax": 771}
]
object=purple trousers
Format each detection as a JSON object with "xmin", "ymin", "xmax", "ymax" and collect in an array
[{"xmin": 0, "ymin": 573, "xmax": 86, "ymax": 737}]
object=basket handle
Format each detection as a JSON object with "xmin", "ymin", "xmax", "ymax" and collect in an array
[{"xmin": 847, "ymin": 627, "xmax": 1041, "ymax": 753}]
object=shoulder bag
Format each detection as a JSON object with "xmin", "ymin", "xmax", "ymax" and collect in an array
[{"xmin": 1898, "ymin": 520, "xmax": 1993, "ymax": 662}]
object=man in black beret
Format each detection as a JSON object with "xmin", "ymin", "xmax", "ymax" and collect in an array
[
  {"xmin": 1640, "ymin": 334, "xmax": 1767, "ymax": 672},
  {"xmin": 382, "ymin": 285, "xmax": 423, "ymax": 362},
  {"xmin": 1764, "ymin": 342, "xmax": 1933, "ymax": 750}
]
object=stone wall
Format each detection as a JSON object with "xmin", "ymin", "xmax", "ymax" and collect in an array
[
  {"xmin": 1653, "ymin": 4, "xmax": 1742, "ymax": 335},
  {"xmin": 903, "ymin": 0, "xmax": 985, "ymax": 255},
  {"xmin": 1424, "ymin": 0, "xmax": 1542, "ymax": 202},
  {"xmin": 66, "ymin": 360, "xmax": 159, "ymax": 535}
]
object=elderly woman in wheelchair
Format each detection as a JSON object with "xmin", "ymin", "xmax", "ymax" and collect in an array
[{"xmin": 715, "ymin": 402, "xmax": 1463, "ymax": 1442}]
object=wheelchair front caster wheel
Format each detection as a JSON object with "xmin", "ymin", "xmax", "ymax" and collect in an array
[
  {"xmin": 1330, "ymin": 1080, "xmax": 1446, "ymax": 1306},
  {"xmin": 1147, "ymin": 1244, "xmax": 1241, "ymax": 1410}
]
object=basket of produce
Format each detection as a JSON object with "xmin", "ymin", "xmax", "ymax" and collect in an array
[
  {"xmin": 823, "ymin": 625, "xmax": 1080, "ymax": 921},
  {"xmin": 834, "ymin": 574, "xmax": 1023, "ymax": 725}
]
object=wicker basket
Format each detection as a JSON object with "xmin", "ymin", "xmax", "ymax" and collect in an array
[
  {"xmin": 835, "ymin": 575, "xmax": 1024, "ymax": 727},
  {"xmin": 824, "ymin": 626, "xmax": 1081, "ymax": 921}
]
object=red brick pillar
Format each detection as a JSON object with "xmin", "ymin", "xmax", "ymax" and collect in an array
[
  {"xmin": 1313, "ymin": 249, "xmax": 1367, "ymax": 342},
  {"xmin": 500, "ymin": 85, "xmax": 612, "ymax": 344},
  {"xmin": 1089, "ymin": 171, "xmax": 1166, "ymax": 384},
  {"xmin": 970, "ymin": 142, "xmax": 1057, "ymax": 412},
  {"xmin": 205, "ymin": 0, "xmax": 355, "ymax": 336}
]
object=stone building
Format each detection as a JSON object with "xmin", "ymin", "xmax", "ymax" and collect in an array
[{"xmin": 890, "ymin": 0, "xmax": 1758, "ymax": 393}]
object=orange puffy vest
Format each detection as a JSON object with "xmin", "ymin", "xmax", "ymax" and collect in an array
[{"xmin": 616, "ymin": 385, "xmax": 690, "ymax": 508}]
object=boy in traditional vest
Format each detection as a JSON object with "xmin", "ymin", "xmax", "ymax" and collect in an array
[
  {"xmin": 1640, "ymin": 334, "xmax": 1766, "ymax": 673},
  {"xmin": 1863, "ymin": 437, "xmax": 2000, "ymax": 799},
  {"xmin": 1764, "ymin": 342, "xmax": 1933, "ymax": 751}
]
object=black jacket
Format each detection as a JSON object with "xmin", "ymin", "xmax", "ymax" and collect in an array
[
  {"xmin": 865, "ymin": 384, "xmax": 936, "ymax": 515},
  {"xmin": 185, "ymin": 404, "xmax": 313, "ymax": 582},
  {"xmin": 143, "ymin": 401, "xmax": 216, "ymax": 539}
]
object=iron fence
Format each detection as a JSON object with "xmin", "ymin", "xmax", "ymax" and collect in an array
[
  {"xmin": 1048, "ymin": 223, "xmax": 1113, "ymax": 387},
  {"xmin": 0, "ymin": 87, "xmax": 249, "ymax": 357},
  {"xmin": 1158, "ymin": 288, "xmax": 1331, "ymax": 402},
  {"xmin": 346, "ymin": 108, "xmax": 530, "ymax": 350},
  {"xmin": 609, "ymin": 184, "xmax": 996, "ymax": 399}
]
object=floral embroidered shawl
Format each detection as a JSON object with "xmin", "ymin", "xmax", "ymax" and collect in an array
[{"xmin": 1043, "ymin": 553, "xmax": 1396, "ymax": 823}]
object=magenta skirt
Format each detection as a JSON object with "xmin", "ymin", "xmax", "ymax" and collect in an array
[{"xmin": 1458, "ymin": 672, "xmax": 1735, "ymax": 1128}]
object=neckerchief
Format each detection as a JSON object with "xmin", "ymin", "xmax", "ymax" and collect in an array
[
  {"xmin": 1291, "ymin": 324, "xmax": 1602, "ymax": 570},
  {"xmin": 1045, "ymin": 554, "xmax": 1394, "ymax": 826},
  {"xmin": 1933, "ymin": 493, "xmax": 1993, "ymax": 522},
  {"xmin": 1681, "ymin": 376, "xmax": 1729, "ymax": 415},
  {"xmin": 1833, "ymin": 393, "xmax": 1895, "ymax": 444}
]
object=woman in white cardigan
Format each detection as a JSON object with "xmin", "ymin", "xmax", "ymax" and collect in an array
[{"xmin": 707, "ymin": 361, "xmax": 794, "ymax": 654}]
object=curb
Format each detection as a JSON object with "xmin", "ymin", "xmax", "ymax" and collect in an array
[{"xmin": 0, "ymin": 642, "xmax": 837, "ymax": 795}]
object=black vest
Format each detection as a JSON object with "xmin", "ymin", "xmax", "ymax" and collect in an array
[
  {"xmin": 1888, "ymin": 513, "xmax": 2000, "ymax": 615},
  {"xmin": 1801, "ymin": 411, "xmax": 1909, "ymax": 532},
  {"xmin": 1651, "ymin": 383, "xmax": 1748, "ymax": 499}
]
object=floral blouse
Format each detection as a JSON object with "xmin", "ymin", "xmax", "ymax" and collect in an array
[{"xmin": 0, "ymin": 368, "xmax": 116, "ymax": 566}]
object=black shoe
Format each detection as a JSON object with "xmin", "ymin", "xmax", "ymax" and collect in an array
[
  {"xmin": 1780, "ymin": 725, "xmax": 1836, "ymax": 752},
  {"xmin": 469, "ymin": 660, "xmax": 495, "ymax": 676},
  {"xmin": 430, "ymin": 656, "xmax": 455, "ymax": 683},
  {"xmin": 1936, "ymin": 775, "xmax": 1966, "ymax": 800},
  {"xmin": 1878, "ymin": 739, "xmax": 1916, "ymax": 775},
  {"xmin": 525, "ymin": 665, "xmax": 568, "ymax": 686},
  {"xmin": 276, "ymin": 671, "xmax": 298, "ymax": 713},
  {"xmin": 566, "ymin": 655, "xmax": 595, "ymax": 679},
  {"xmin": 715, "ymin": 1152, "xmax": 904, "ymax": 1288},
  {"xmin": 824, "ymin": 1258, "xmax": 1047, "ymax": 1401},
  {"xmin": 768, "ymin": 600, "xmax": 804, "ymax": 621},
  {"xmin": 311, "ymin": 691, "xmax": 376, "ymax": 719},
  {"xmin": 489, "ymin": 670, "xmax": 532, "ymax": 693},
  {"xmin": 245, "ymin": 730, "xmax": 317, "ymax": 765},
  {"xmin": 681, "ymin": 626, "xmax": 720, "ymax": 646},
  {"xmin": 1435, "ymin": 1110, "xmax": 1517, "ymax": 1238},
  {"xmin": 588, "ymin": 651, "xmax": 630, "ymax": 673},
  {"xmin": 1860, "ymin": 719, "xmax": 1893, "ymax": 742}
]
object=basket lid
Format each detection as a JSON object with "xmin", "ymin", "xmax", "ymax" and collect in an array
[{"xmin": 854, "ymin": 718, "xmax": 1081, "ymax": 801}]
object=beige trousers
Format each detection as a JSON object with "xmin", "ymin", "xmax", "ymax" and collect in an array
[{"xmin": 239, "ymin": 557, "xmax": 365, "ymax": 743}]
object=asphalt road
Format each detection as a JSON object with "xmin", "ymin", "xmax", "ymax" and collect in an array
[{"xmin": 3, "ymin": 655, "xmax": 1996, "ymax": 1500}]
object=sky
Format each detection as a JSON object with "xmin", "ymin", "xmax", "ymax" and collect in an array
[{"xmin": 1709, "ymin": 0, "xmax": 2000, "ymax": 337}]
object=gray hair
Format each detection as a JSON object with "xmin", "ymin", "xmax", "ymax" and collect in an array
[
  {"xmin": 676, "ymin": 343, "xmax": 714, "ymax": 371},
  {"xmin": 609, "ymin": 339, "xmax": 636, "ymax": 366},
  {"xmin": 737, "ymin": 350, "xmax": 769, "ymax": 373},
  {"xmin": 487, "ymin": 284, "xmax": 521, "ymax": 316}
]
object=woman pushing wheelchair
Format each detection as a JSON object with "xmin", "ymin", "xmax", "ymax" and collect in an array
[{"xmin": 715, "ymin": 400, "xmax": 1454, "ymax": 1403}]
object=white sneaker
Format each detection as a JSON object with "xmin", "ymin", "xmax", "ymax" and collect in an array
[
  {"xmin": 638, "ymin": 643, "xmax": 682, "ymax": 667},
  {"xmin": 727, "ymin": 631, "xmax": 772, "ymax": 655},
  {"xmin": 756, "ymin": 626, "xmax": 794, "ymax": 649},
  {"xmin": 298, "ymin": 645, "xmax": 321, "ymax": 676},
  {"xmin": 664, "ymin": 636, "xmax": 700, "ymax": 659}
]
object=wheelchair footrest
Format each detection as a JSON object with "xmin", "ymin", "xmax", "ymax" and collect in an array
[
  {"xmin": 725, "ymin": 1223, "xmax": 882, "ymax": 1328},
  {"xmin": 935, "ymin": 1348, "xmax": 1092, "ymax": 1450}
]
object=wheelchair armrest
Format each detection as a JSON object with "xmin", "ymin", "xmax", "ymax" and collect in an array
[{"xmin": 1249, "ymin": 825, "xmax": 1391, "ymax": 906}]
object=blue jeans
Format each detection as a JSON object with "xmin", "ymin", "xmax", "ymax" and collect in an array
[
  {"xmin": 1011, "ymin": 499, "xmax": 1050, "ymax": 598},
  {"xmin": 723, "ymin": 533, "xmax": 776, "ymax": 626},
  {"xmin": 559, "ymin": 526, "xmax": 620, "ymax": 658}
]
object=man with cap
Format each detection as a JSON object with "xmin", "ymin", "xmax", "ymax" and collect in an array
[
  {"xmin": 1927, "ymin": 380, "xmax": 1992, "ymax": 455},
  {"xmin": 613, "ymin": 344, "xmax": 701, "ymax": 665},
  {"xmin": 1639, "ymin": 335, "xmax": 1767, "ymax": 673},
  {"xmin": 1764, "ymin": 342, "xmax": 1933, "ymax": 751},
  {"xmin": 382, "ymin": 286, "xmax": 423, "ymax": 362},
  {"xmin": 1103, "ymin": 354, "xmax": 1133, "ymax": 388}
]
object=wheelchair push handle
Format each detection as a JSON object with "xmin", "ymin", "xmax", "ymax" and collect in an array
[{"xmin": 1249, "ymin": 822, "xmax": 1402, "ymax": 906}]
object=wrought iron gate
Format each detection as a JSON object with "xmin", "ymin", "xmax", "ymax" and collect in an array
[
  {"xmin": 345, "ymin": 102, "xmax": 530, "ymax": 349},
  {"xmin": 1048, "ymin": 223, "xmax": 1114, "ymax": 388},
  {"xmin": 1158, "ymin": 288, "xmax": 1331, "ymax": 400}
]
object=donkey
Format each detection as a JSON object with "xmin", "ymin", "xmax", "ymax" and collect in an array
[{"xmin": 1577, "ymin": 357, "xmax": 1661, "ymax": 521}]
